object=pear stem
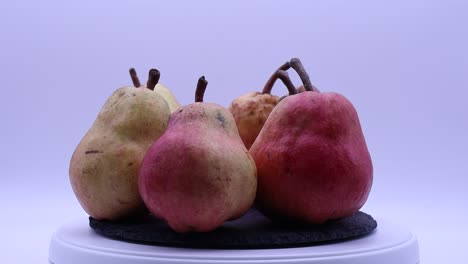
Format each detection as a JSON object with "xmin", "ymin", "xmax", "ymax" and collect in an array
[
  {"xmin": 262, "ymin": 61, "xmax": 291, "ymax": 94},
  {"xmin": 195, "ymin": 76, "xmax": 208, "ymax": 102},
  {"xmin": 289, "ymin": 58, "xmax": 315, "ymax": 92},
  {"xmin": 146, "ymin": 69, "xmax": 160, "ymax": 90},
  {"xmin": 129, "ymin": 68, "xmax": 141, "ymax": 87},
  {"xmin": 275, "ymin": 70, "xmax": 297, "ymax": 96}
]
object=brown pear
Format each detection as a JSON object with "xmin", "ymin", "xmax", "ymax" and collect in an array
[{"xmin": 228, "ymin": 62, "xmax": 297, "ymax": 149}]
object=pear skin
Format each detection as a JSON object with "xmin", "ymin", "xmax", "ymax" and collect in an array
[
  {"xmin": 139, "ymin": 77, "xmax": 257, "ymax": 233},
  {"xmin": 228, "ymin": 92, "xmax": 279, "ymax": 149},
  {"xmin": 69, "ymin": 69, "xmax": 171, "ymax": 221},
  {"xmin": 153, "ymin": 83, "xmax": 181, "ymax": 113}
]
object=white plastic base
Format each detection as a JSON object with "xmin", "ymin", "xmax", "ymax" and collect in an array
[{"xmin": 49, "ymin": 218, "xmax": 419, "ymax": 264}]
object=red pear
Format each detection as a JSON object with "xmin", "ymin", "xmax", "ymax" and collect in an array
[
  {"xmin": 139, "ymin": 77, "xmax": 257, "ymax": 233},
  {"xmin": 249, "ymin": 58, "xmax": 373, "ymax": 224}
]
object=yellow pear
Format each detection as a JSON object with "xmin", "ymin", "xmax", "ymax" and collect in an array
[
  {"xmin": 130, "ymin": 67, "xmax": 180, "ymax": 112},
  {"xmin": 153, "ymin": 84, "xmax": 180, "ymax": 113},
  {"xmin": 69, "ymin": 68, "xmax": 171, "ymax": 220}
]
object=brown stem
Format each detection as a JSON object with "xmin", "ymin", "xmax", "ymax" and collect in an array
[
  {"xmin": 262, "ymin": 61, "xmax": 291, "ymax": 94},
  {"xmin": 289, "ymin": 58, "xmax": 315, "ymax": 91},
  {"xmin": 275, "ymin": 70, "xmax": 297, "ymax": 96},
  {"xmin": 146, "ymin": 69, "xmax": 160, "ymax": 90},
  {"xmin": 129, "ymin": 68, "xmax": 141, "ymax": 87},
  {"xmin": 195, "ymin": 76, "xmax": 208, "ymax": 102}
]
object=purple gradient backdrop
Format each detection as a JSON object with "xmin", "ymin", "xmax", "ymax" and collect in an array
[{"xmin": 1, "ymin": 0, "xmax": 467, "ymax": 263}]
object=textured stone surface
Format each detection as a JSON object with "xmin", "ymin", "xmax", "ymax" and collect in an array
[{"xmin": 89, "ymin": 209, "xmax": 377, "ymax": 249}]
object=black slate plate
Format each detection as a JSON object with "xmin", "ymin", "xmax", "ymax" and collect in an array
[{"xmin": 89, "ymin": 209, "xmax": 377, "ymax": 249}]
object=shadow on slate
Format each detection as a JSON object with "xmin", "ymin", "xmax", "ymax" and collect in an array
[{"xmin": 89, "ymin": 209, "xmax": 377, "ymax": 249}]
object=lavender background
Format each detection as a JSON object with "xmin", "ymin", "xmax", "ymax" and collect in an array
[{"xmin": 1, "ymin": 0, "xmax": 467, "ymax": 263}]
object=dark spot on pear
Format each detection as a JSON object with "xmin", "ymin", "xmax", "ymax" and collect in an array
[
  {"xmin": 216, "ymin": 111, "xmax": 226, "ymax": 128},
  {"xmin": 128, "ymin": 162, "xmax": 133, "ymax": 166},
  {"xmin": 117, "ymin": 198, "xmax": 128, "ymax": 205},
  {"xmin": 85, "ymin": 150, "xmax": 103, "ymax": 154},
  {"xmin": 200, "ymin": 108, "xmax": 208, "ymax": 118}
]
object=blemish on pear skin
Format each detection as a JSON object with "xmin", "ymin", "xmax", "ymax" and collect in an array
[
  {"xmin": 127, "ymin": 162, "xmax": 133, "ymax": 167},
  {"xmin": 117, "ymin": 198, "xmax": 128, "ymax": 205},
  {"xmin": 85, "ymin": 150, "xmax": 103, "ymax": 154},
  {"xmin": 216, "ymin": 111, "xmax": 226, "ymax": 128}
]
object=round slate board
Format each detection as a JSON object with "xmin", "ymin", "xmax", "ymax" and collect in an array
[{"xmin": 89, "ymin": 209, "xmax": 377, "ymax": 249}]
